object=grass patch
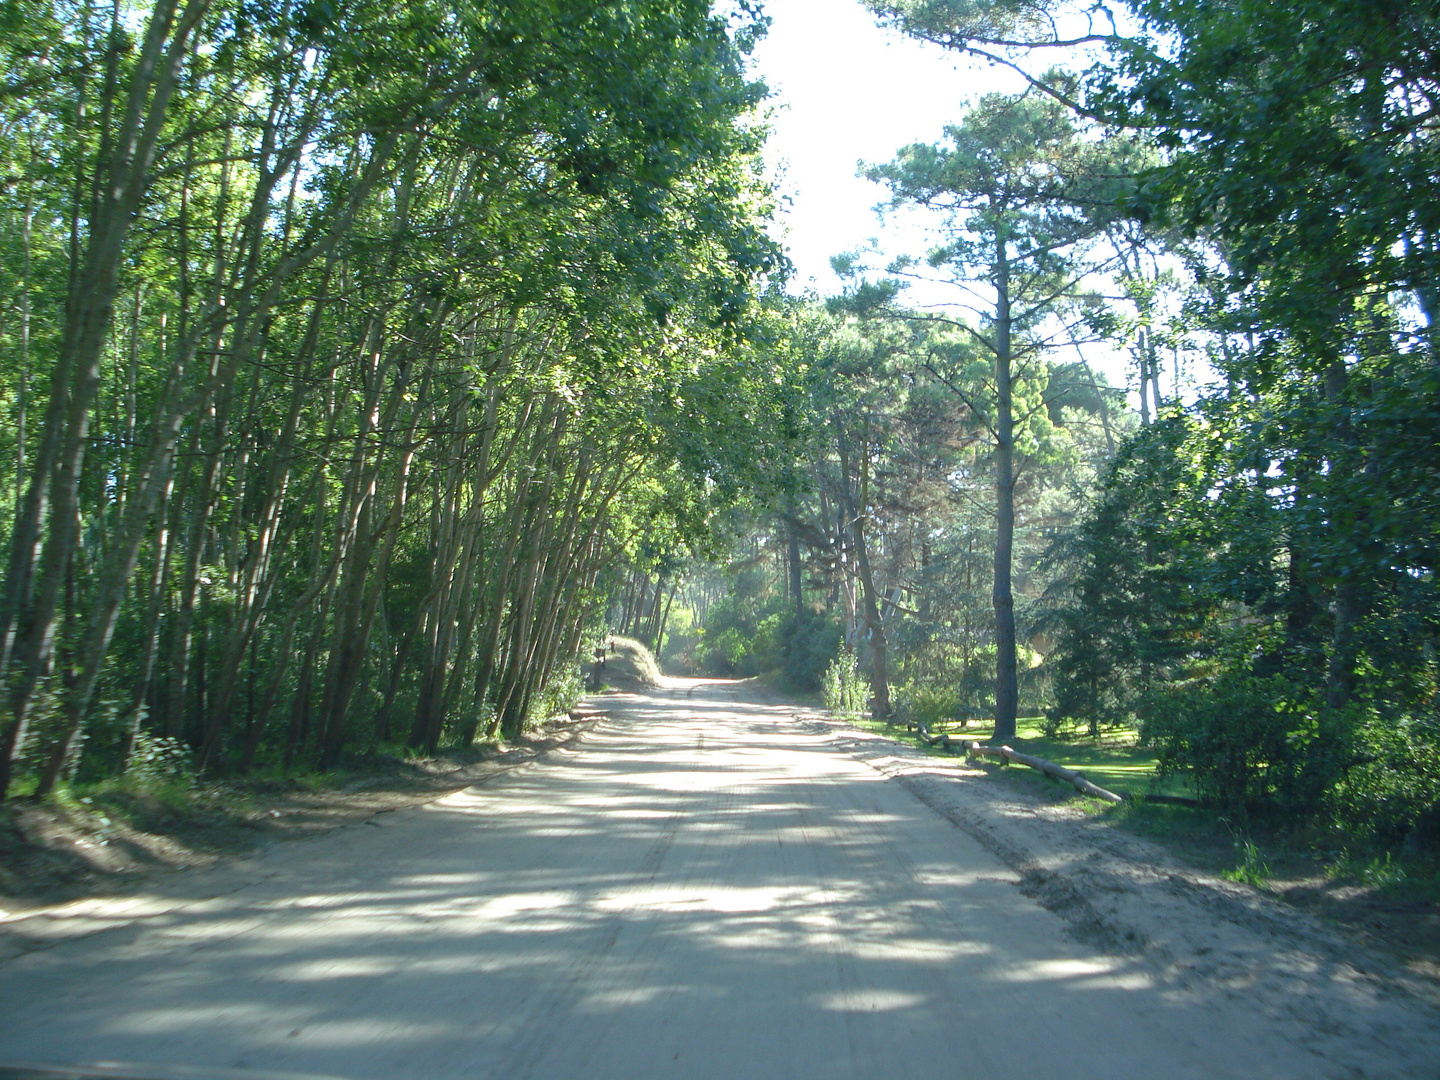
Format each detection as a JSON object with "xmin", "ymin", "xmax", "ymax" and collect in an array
[
  {"xmin": 59, "ymin": 775, "xmax": 257, "ymax": 837},
  {"xmin": 839, "ymin": 706, "xmax": 1440, "ymax": 943},
  {"xmin": 971, "ymin": 717, "xmax": 1192, "ymax": 801},
  {"xmin": 1323, "ymin": 849, "xmax": 1440, "ymax": 904},
  {"xmin": 848, "ymin": 713, "xmax": 1192, "ymax": 801},
  {"xmin": 1223, "ymin": 837, "xmax": 1272, "ymax": 887}
]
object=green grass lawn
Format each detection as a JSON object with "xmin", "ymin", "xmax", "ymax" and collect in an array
[{"xmin": 848, "ymin": 714, "xmax": 1193, "ymax": 801}]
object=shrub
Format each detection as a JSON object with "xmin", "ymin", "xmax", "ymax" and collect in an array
[
  {"xmin": 822, "ymin": 652, "xmax": 868, "ymax": 717},
  {"xmin": 1141, "ymin": 671, "xmax": 1344, "ymax": 815},
  {"xmin": 526, "ymin": 663, "xmax": 586, "ymax": 726},
  {"xmin": 1329, "ymin": 711, "xmax": 1440, "ymax": 850},
  {"xmin": 126, "ymin": 731, "xmax": 196, "ymax": 787},
  {"xmin": 779, "ymin": 612, "xmax": 843, "ymax": 693},
  {"xmin": 894, "ymin": 683, "xmax": 962, "ymax": 729}
]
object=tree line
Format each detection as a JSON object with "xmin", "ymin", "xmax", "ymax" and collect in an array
[
  {"xmin": 673, "ymin": 0, "xmax": 1438, "ymax": 848},
  {"xmin": 0, "ymin": 0, "xmax": 784, "ymax": 798}
]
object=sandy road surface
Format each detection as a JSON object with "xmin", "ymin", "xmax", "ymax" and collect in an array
[{"xmin": 2, "ymin": 681, "xmax": 1438, "ymax": 1079}]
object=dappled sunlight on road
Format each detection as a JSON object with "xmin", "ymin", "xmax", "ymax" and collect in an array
[{"xmin": 0, "ymin": 681, "xmax": 1357, "ymax": 1079}]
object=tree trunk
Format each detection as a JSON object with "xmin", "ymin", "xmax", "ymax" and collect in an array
[
  {"xmin": 0, "ymin": 0, "xmax": 209, "ymax": 800},
  {"xmin": 837, "ymin": 426, "xmax": 889, "ymax": 719},
  {"xmin": 992, "ymin": 236, "xmax": 1019, "ymax": 744},
  {"xmin": 786, "ymin": 511, "xmax": 803, "ymax": 621}
]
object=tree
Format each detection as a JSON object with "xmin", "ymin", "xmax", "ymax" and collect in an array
[
  {"xmin": 0, "ymin": 0, "xmax": 783, "ymax": 797},
  {"xmin": 866, "ymin": 88, "xmax": 1128, "ymax": 741}
]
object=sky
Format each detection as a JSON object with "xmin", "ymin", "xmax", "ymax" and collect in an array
[
  {"xmin": 747, "ymin": 0, "xmax": 1027, "ymax": 298},
  {"xmin": 745, "ymin": 0, "xmax": 1139, "ymax": 391}
]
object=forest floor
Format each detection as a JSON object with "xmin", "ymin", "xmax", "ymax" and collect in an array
[{"xmin": 832, "ymin": 709, "xmax": 1440, "ymax": 995}]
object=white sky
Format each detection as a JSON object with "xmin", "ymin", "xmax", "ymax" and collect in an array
[
  {"xmin": 745, "ymin": 0, "xmax": 1144, "ymax": 392},
  {"xmin": 748, "ymin": 0, "xmax": 1026, "ymax": 297}
]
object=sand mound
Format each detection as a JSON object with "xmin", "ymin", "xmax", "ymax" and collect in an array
[{"xmin": 595, "ymin": 635, "xmax": 663, "ymax": 689}]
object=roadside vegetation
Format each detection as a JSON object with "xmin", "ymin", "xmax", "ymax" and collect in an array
[
  {"xmin": 651, "ymin": 0, "xmax": 1440, "ymax": 893},
  {"xmin": 0, "ymin": 0, "xmax": 1436, "ymax": 936},
  {"xmin": 0, "ymin": 0, "xmax": 782, "ymax": 807}
]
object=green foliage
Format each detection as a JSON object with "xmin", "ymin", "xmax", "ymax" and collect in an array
[
  {"xmin": 1094, "ymin": 0, "xmax": 1439, "ymax": 365},
  {"xmin": 126, "ymin": 732, "xmax": 197, "ymax": 788},
  {"xmin": 822, "ymin": 653, "xmax": 868, "ymax": 717},
  {"xmin": 1326, "ymin": 851, "xmax": 1417, "ymax": 894},
  {"xmin": 1329, "ymin": 713, "xmax": 1440, "ymax": 848},
  {"xmin": 893, "ymin": 683, "xmax": 962, "ymax": 729},
  {"xmin": 689, "ymin": 581, "xmax": 785, "ymax": 678},
  {"xmin": 1050, "ymin": 370, "xmax": 1440, "ymax": 844},
  {"xmin": 1142, "ymin": 670, "xmax": 1348, "ymax": 816},
  {"xmin": 860, "ymin": 0, "xmax": 1440, "ymax": 852},
  {"xmin": 779, "ymin": 613, "xmax": 845, "ymax": 694},
  {"xmin": 1222, "ymin": 838, "xmax": 1272, "ymax": 888},
  {"xmin": 526, "ymin": 665, "xmax": 586, "ymax": 727},
  {"xmin": 0, "ymin": 0, "xmax": 785, "ymax": 792},
  {"xmin": 1047, "ymin": 413, "xmax": 1227, "ymax": 731}
]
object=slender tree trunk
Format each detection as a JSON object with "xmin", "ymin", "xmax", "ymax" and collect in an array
[
  {"xmin": 655, "ymin": 580, "xmax": 677, "ymax": 666},
  {"xmin": 786, "ymin": 511, "xmax": 803, "ymax": 621},
  {"xmin": 992, "ymin": 236, "xmax": 1019, "ymax": 743},
  {"xmin": 837, "ymin": 426, "xmax": 889, "ymax": 718},
  {"xmin": 0, "ymin": 0, "xmax": 210, "ymax": 799}
]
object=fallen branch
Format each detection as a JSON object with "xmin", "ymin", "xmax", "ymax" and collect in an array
[
  {"xmin": 830, "ymin": 715, "xmax": 1130, "ymax": 805},
  {"xmin": 914, "ymin": 720, "xmax": 968, "ymax": 754},
  {"xmin": 963, "ymin": 742, "xmax": 1124, "ymax": 803}
]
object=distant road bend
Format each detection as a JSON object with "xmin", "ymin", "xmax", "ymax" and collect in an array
[{"xmin": 2, "ymin": 680, "xmax": 1438, "ymax": 1080}]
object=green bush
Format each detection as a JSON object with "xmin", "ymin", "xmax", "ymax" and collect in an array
[
  {"xmin": 1329, "ymin": 712, "xmax": 1440, "ymax": 849},
  {"xmin": 1141, "ymin": 671, "xmax": 1343, "ymax": 814},
  {"xmin": 779, "ymin": 612, "xmax": 843, "ymax": 692},
  {"xmin": 126, "ymin": 731, "xmax": 196, "ymax": 787},
  {"xmin": 822, "ymin": 652, "xmax": 868, "ymax": 717},
  {"xmin": 894, "ymin": 683, "xmax": 962, "ymax": 729},
  {"xmin": 701, "ymin": 626, "xmax": 750, "ymax": 675},
  {"xmin": 528, "ymin": 664, "xmax": 586, "ymax": 725}
]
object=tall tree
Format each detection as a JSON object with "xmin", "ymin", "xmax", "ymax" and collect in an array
[
  {"xmin": 0, "ymin": 0, "xmax": 783, "ymax": 797},
  {"xmin": 867, "ymin": 88, "xmax": 1127, "ymax": 741}
]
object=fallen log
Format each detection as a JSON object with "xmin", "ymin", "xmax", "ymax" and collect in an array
[
  {"xmin": 914, "ymin": 720, "xmax": 963, "ymax": 753},
  {"xmin": 965, "ymin": 743, "xmax": 1124, "ymax": 804}
]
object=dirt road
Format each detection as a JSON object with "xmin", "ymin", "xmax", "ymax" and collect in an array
[{"xmin": 2, "ymin": 681, "xmax": 1438, "ymax": 1079}]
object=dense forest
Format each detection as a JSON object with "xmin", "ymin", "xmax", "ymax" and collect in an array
[
  {"xmin": 1, "ymin": 0, "xmax": 1436, "ymax": 853},
  {"xmin": 644, "ymin": 0, "xmax": 1440, "ymax": 850},
  {"xmin": 0, "ymin": 0, "xmax": 787, "ymax": 798}
]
